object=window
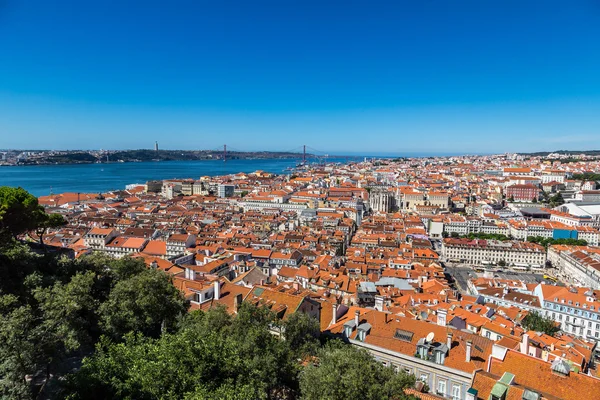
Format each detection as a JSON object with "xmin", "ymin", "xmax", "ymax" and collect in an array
[
  {"xmin": 452, "ymin": 385, "xmax": 461, "ymax": 400},
  {"xmin": 437, "ymin": 380, "xmax": 447, "ymax": 396},
  {"xmin": 419, "ymin": 373, "xmax": 428, "ymax": 384}
]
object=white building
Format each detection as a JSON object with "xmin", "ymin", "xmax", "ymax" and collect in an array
[
  {"xmin": 442, "ymin": 238, "xmax": 546, "ymax": 267},
  {"xmin": 535, "ymin": 284, "xmax": 600, "ymax": 341}
]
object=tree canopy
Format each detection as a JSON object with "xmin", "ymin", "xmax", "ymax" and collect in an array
[
  {"xmin": 0, "ymin": 187, "xmax": 48, "ymax": 241},
  {"xmin": 521, "ymin": 311, "xmax": 560, "ymax": 336},
  {"xmin": 99, "ymin": 269, "xmax": 188, "ymax": 340},
  {"xmin": 300, "ymin": 342, "xmax": 416, "ymax": 400},
  {"xmin": 527, "ymin": 236, "xmax": 587, "ymax": 248}
]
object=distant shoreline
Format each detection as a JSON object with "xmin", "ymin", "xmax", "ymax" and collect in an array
[
  {"xmin": 0, "ymin": 150, "xmax": 316, "ymax": 167},
  {"xmin": 0, "ymin": 158, "xmax": 306, "ymax": 167}
]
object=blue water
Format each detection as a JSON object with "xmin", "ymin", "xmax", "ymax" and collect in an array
[{"xmin": 0, "ymin": 158, "xmax": 355, "ymax": 197}]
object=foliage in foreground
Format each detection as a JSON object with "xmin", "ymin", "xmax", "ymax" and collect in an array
[
  {"xmin": 300, "ymin": 342, "xmax": 416, "ymax": 400},
  {"xmin": 1, "ymin": 242, "xmax": 417, "ymax": 400},
  {"xmin": 0, "ymin": 247, "xmax": 188, "ymax": 399}
]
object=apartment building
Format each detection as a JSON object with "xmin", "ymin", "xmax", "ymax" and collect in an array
[
  {"xmin": 104, "ymin": 237, "xmax": 148, "ymax": 258},
  {"xmin": 83, "ymin": 227, "xmax": 119, "ymax": 250},
  {"xmin": 442, "ymin": 238, "xmax": 546, "ymax": 267},
  {"xmin": 443, "ymin": 215, "xmax": 468, "ymax": 235},
  {"xmin": 427, "ymin": 191, "xmax": 450, "ymax": 209},
  {"xmin": 552, "ymin": 249, "xmax": 600, "ymax": 289},
  {"xmin": 326, "ymin": 307, "xmax": 493, "ymax": 400},
  {"xmin": 217, "ymin": 184, "xmax": 235, "ymax": 198},
  {"xmin": 505, "ymin": 184, "xmax": 539, "ymax": 202},
  {"xmin": 535, "ymin": 285, "xmax": 600, "ymax": 341},
  {"xmin": 166, "ymin": 233, "xmax": 196, "ymax": 257}
]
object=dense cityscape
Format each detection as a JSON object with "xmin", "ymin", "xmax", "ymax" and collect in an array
[
  {"xmin": 2, "ymin": 1, "xmax": 600, "ymax": 399},
  {"xmin": 3, "ymin": 151, "xmax": 598, "ymax": 399}
]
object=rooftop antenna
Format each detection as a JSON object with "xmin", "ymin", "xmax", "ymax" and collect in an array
[{"xmin": 426, "ymin": 332, "xmax": 435, "ymax": 343}]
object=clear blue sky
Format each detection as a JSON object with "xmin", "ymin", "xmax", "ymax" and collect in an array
[{"xmin": 1, "ymin": 1, "xmax": 599, "ymax": 155}]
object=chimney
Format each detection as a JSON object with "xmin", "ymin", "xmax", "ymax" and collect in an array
[
  {"xmin": 214, "ymin": 280, "xmax": 220, "ymax": 300},
  {"xmin": 520, "ymin": 334, "xmax": 530, "ymax": 355},
  {"xmin": 374, "ymin": 295, "xmax": 384, "ymax": 311},
  {"xmin": 354, "ymin": 310, "xmax": 360, "ymax": 326},
  {"xmin": 234, "ymin": 293, "xmax": 243, "ymax": 311},
  {"xmin": 332, "ymin": 303, "xmax": 338, "ymax": 325},
  {"xmin": 466, "ymin": 340, "xmax": 472, "ymax": 362},
  {"xmin": 465, "ymin": 388, "xmax": 478, "ymax": 400},
  {"xmin": 438, "ymin": 308, "xmax": 447, "ymax": 326},
  {"xmin": 447, "ymin": 332, "xmax": 452, "ymax": 350}
]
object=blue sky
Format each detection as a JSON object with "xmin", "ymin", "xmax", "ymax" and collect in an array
[{"xmin": 0, "ymin": 1, "xmax": 599, "ymax": 155}]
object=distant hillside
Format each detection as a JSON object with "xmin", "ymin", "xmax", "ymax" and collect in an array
[
  {"xmin": 15, "ymin": 149, "xmax": 307, "ymax": 165},
  {"xmin": 20, "ymin": 152, "xmax": 98, "ymax": 164},
  {"xmin": 109, "ymin": 149, "xmax": 306, "ymax": 162},
  {"xmin": 519, "ymin": 150, "xmax": 600, "ymax": 156}
]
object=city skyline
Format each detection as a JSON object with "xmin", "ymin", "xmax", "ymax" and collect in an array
[{"xmin": 1, "ymin": 1, "xmax": 599, "ymax": 153}]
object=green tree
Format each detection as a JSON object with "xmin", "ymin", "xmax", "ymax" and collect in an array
[
  {"xmin": 64, "ymin": 305, "xmax": 299, "ymax": 400},
  {"xmin": 300, "ymin": 342, "xmax": 416, "ymax": 400},
  {"xmin": 521, "ymin": 311, "xmax": 559, "ymax": 336},
  {"xmin": 33, "ymin": 271, "xmax": 100, "ymax": 353},
  {"xmin": 35, "ymin": 212, "xmax": 67, "ymax": 248},
  {"xmin": 450, "ymin": 232, "xmax": 459, "ymax": 238},
  {"xmin": 99, "ymin": 269, "xmax": 189, "ymax": 340},
  {"xmin": 0, "ymin": 187, "xmax": 47, "ymax": 242},
  {"xmin": 283, "ymin": 311, "xmax": 321, "ymax": 356},
  {"xmin": 549, "ymin": 192, "xmax": 565, "ymax": 207},
  {"xmin": 498, "ymin": 259, "xmax": 506, "ymax": 267},
  {"xmin": 572, "ymin": 173, "xmax": 600, "ymax": 181},
  {"xmin": 0, "ymin": 295, "xmax": 39, "ymax": 399},
  {"xmin": 0, "ymin": 242, "xmax": 46, "ymax": 298}
]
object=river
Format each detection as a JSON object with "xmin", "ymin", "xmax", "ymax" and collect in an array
[{"xmin": 0, "ymin": 158, "xmax": 355, "ymax": 197}]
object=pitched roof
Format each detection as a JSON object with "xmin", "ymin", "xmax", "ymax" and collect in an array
[{"xmin": 488, "ymin": 349, "xmax": 600, "ymax": 400}]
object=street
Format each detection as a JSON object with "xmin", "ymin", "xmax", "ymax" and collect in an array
[{"xmin": 444, "ymin": 264, "xmax": 545, "ymax": 293}]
